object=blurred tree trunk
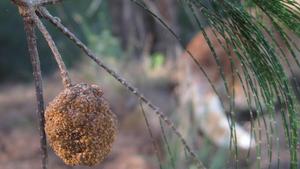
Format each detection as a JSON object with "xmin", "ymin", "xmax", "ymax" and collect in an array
[
  {"xmin": 108, "ymin": 0, "xmax": 180, "ymax": 58},
  {"xmin": 149, "ymin": 0, "xmax": 180, "ymax": 58}
]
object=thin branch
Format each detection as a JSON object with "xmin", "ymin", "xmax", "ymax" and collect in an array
[
  {"xmin": 130, "ymin": 0, "xmax": 227, "ymax": 111},
  {"xmin": 139, "ymin": 101, "xmax": 163, "ymax": 169},
  {"xmin": 20, "ymin": 8, "xmax": 48, "ymax": 169},
  {"xmin": 11, "ymin": 0, "xmax": 62, "ymax": 7},
  {"xmin": 33, "ymin": 13, "xmax": 72, "ymax": 88},
  {"xmin": 37, "ymin": 7, "xmax": 206, "ymax": 169},
  {"xmin": 11, "ymin": 0, "xmax": 28, "ymax": 7},
  {"xmin": 159, "ymin": 119, "xmax": 176, "ymax": 169},
  {"xmin": 36, "ymin": 0, "xmax": 63, "ymax": 6}
]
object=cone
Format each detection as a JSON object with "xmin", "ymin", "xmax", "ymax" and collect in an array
[{"xmin": 45, "ymin": 83, "xmax": 117, "ymax": 166}]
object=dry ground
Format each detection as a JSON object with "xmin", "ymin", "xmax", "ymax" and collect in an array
[
  {"xmin": 0, "ymin": 59, "xmax": 298, "ymax": 169},
  {"xmin": 0, "ymin": 58, "xmax": 175, "ymax": 169}
]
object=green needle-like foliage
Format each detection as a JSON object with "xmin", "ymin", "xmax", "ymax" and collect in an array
[
  {"xmin": 150, "ymin": 0, "xmax": 300, "ymax": 168},
  {"xmin": 184, "ymin": 0, "xmax": 299, "ymax": 168},
  {"xmin": 253, "ymin": 0, "xmax": 300, "ymax": 36},
  {"xmin": 132, "ymin": 0, "xmax": 299, "ymax": 168}
]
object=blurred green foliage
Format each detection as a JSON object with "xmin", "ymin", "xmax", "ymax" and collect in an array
[
  {"xmin": 0, "ymin": 1, "xmax": 84, "ymax": 82},
  {"xmin": 0, "ymin": 0, "xmax": 231, "ymax": 83},
  {"xmin": 73, "ymin": 10, "xmax": 123, "ymax": 59},
  {"xmin": 0, "ymin": 1, "xmax": 32, "ymax": 82},
  {"xmin": 87, "ymin": 29, "xmax": 123, "ymax": 58},
  {"xmin": 150, "ymin": 52, "xmax": 165, "ymax": 69},
  {"xmin": 0, "ymin": 0, "xmax": 126, "ymax": 82}
]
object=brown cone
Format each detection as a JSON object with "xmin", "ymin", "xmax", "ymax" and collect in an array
[{"xmin": 45, "ymin": 83, "xmax": 117, "ymax": 166}]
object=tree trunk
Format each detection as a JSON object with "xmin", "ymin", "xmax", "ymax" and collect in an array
[{"xmin": 108, "ymin": 0, "xmax": 180, "ymax": 58}]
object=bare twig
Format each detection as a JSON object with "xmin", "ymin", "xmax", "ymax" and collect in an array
[
  {"xmin": 11, "ymin": 0, "xmax": 28, "ymax": 7},
  {"xmin": 130, "ymin": 0, "xmax": 226, "ymax": 111},
  {"xmin": 33, "ymin": 13, "xmax": 72, "ymax": 88},
  {"xmin": 139, "ymin": 101, "xmax": 163, "ymax": 169},
  {"xmin": 38, "ymin": 7, "xmax": 206, "ymax": 169},
  {"xmin": 11, "ymin": 0, "xmax": 62, "ymax": 7},
  {"xmin": 37, "ymin": 0, "xmax": 63, "ymax": 6},
  {"xmin": 18, "ymin": 6, "xmax": 48, "ymax": 169}
]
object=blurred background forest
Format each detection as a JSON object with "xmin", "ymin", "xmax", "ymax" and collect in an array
[
  {"xmin": 0, "ymin": 1, "xmax": 206, "ymax": 169},
  {"xmin": 0, "ymin": 0, "xmax": 299, "ymax": 169},
  {"xmin": 0, "ymin": 0, "xmax": 202, "ymax": 83}
]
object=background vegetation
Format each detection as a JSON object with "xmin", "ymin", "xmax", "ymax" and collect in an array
[
  {"xmin": 0, "ymin": 0, "xmax": 299, "ymax": 169},
  {"xmin": 0, "ymin": 0, "xmax": 198, "ymax": 82}
]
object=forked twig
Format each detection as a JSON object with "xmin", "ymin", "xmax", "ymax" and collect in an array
[
  {"xmin": 18, "ymin": 6, "xmax": 48, "ymax": 169},
  {"xmin": 38, "ymin": 7, "xmax": 206, "ymax": 169}
]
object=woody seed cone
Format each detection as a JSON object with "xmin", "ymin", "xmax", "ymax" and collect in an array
[{"xmin": 45, "ymin": 83, "xmax": 117, "ymax": 166}]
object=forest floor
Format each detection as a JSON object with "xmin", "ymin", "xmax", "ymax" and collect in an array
[
  {"xmin": 0, "ymin": 58, "xmax": 296, "ymax": 169},
  {"xmin": 0, "ymin": 58, "xmax": 175, "ymax": 169}
]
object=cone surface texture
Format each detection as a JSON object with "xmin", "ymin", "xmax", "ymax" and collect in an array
[{"xmin": 45, "ymin": 83, "xmax": 117, "ymax": 166}]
